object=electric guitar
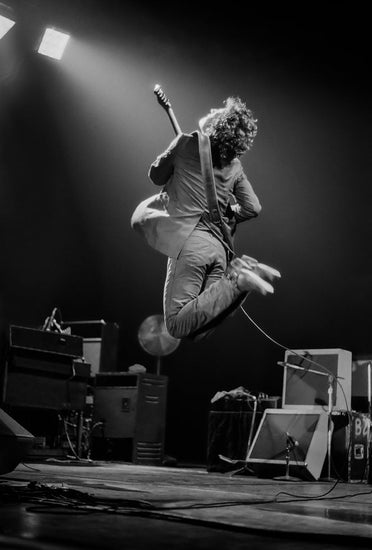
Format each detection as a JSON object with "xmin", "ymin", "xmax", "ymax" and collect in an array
[
  {"xmin": 131, "ymin": 85, "xmax": 235, "ymax": 255},
  {"xmin": 154, "ymin": 85, "xmax": 235, "ymax": 252}
]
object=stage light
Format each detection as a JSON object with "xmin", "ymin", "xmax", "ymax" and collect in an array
[
  {"xmin": 38, "ymin": 27, "xmax": 70, "ymax": 60},
  {"xmin": 0, "ymin": 13, "xmax": 15, "ymax": 39}
]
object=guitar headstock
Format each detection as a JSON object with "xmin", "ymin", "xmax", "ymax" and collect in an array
[{"xmin": 154, "ymin": 84, "xmax": 171, "ymax": 111}]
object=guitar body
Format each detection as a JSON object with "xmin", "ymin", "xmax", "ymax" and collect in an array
[{"xmin": 130, "ymin": 191, "xmax": 170, "ymax": 246}]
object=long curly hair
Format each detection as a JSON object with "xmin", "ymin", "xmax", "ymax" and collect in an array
[{"xmin": 208, "ymin": 97, "xmax": 258, "ymax": 167}]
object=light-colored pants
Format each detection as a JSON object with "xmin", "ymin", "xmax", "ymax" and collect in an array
[{"xmin": 163, "ymin": 229, "xmax": 246, "ymax": 340}]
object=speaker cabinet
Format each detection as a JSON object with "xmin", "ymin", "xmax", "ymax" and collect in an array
[
  {"xmin": 282, "ymin": 348, "xmax": 352, "ymax": 411},
  {"xmin": 246, "ymin": 409, "xmax": 328, "ymax": 480},
  {"xmin": 0, "ymin": 408, "xmax": 35, "ymax": 474},
  {"xmin": 351, "ymin": 354, "xmax": 372, "ymax": 412},
  {"xmin": 327, "ymin": 411, "xmax": 370, "ymax": 483},
  {"xmin": 92, "ymin": 372, "xmax": 167, "ymax": 465},
  {"xmin": 63, "ymin": 320, "xmax": 119, "ymax": 375},
  {"xmin": 4, "ymin": 353, "xmax": 90, "ymax": 411}
]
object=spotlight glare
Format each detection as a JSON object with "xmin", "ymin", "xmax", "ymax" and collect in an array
[
  {"xmin": 0, "ymin": 14, "xmax": 15, "ymax": 39},
  {"xmin": 38, "ymin": 28, "xmax": 70, "ymax": 60}
]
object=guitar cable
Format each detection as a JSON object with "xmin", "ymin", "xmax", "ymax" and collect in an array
[
  {"xmin": 238, "ymin": 303, "xmax": 365, "ymax": 497},
  {"xmin": 215, "ymin": 227, "xmax": 350, "ymax": 412},
  {"xmin": 239, "ymin": 304, "xmax": 349, "ymax": 410}
]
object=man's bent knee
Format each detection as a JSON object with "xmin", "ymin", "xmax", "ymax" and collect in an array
[{"xmin": 165, "ymin": 315, "xmax": 190, "ymax": 339}]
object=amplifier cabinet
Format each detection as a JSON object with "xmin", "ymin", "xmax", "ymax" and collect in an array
[
  {"xmin": 62, "ymin": 320, "xmax": 119, "ymax": 374},
  {"xmin": 3, "ymin": 351, "xmax": 90, "ymax": 411},
  {"xmin": 351, "ymin": 355, "xmax": 372, "ymax": 413},
  {"xmin": 282, "ymin": 348, "xmax": 352, "ymax": 411},
  {"xmin": 92, "ymin": 372, "xmax": 168, "ymax": 465},
  {"xmin": 10, "ymin": 325, "xmax": 83, "ymax": 358},
  {"xmin": 2, "ymin": 325, "xmax": 89, "ymax": 411},
  {"xmin": 328, "ymin": 411, "xmax": 370, "ymax": 483}
]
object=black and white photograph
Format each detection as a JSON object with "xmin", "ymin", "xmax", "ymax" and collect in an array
[{"xmin": 0, "ymin": 1, "xmax": 371, "ymax": 548}]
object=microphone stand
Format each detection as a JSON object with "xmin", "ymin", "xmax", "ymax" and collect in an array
[
  {"xmin": 273, "ymin": 432, "xmax": 302, "ymax": 481},
  {"xmin": 320, "ymin": 374, "xmax": 336, "ymax": 481},
  {"xmin": 246, "ymin": 396, "xmax": 258, "ymax": 458}
]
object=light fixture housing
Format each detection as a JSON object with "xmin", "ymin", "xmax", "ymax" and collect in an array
[
  {"xmin": 0, "ymin": 2, "xmax": 15, "ymax": 40},
  {"xmin": 38, "ymin": 27, "xmax": 70, "ymax": 60}
]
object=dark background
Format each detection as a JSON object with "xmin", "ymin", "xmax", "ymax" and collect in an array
[{"xmin": 1, "ymin": 0, "xmax": 371, "ymax": 462}]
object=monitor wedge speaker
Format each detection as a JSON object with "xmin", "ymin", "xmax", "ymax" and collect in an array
[
  {"xmin": 246, "ymin": 409, "xmax": 328, "ymax": 481},
  {"xmin": 0, "ymin": 408, "xmax": 35, "ymax": 474}
]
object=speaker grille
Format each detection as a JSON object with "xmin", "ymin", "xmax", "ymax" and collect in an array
[{"xmin": 135, "ymin": 442, "xmax": 163, "ymax": 463}]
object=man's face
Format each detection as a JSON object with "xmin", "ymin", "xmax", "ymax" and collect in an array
[{"xmin": 198, "ymin": 107, "xmax": 225, "ymax": 134}]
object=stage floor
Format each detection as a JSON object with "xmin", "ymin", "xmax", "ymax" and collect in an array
[{"xmin": 1, "ymin": 460, "xmax": 372, "ymax": 549}]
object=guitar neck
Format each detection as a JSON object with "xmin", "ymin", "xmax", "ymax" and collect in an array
[
  {"xmin": 166, "ymin": 107, "xmax": 182, "ymax": 136},
  {"xmin": 154, "ymin": 85, "xmax": 182, "ymax": 136}
]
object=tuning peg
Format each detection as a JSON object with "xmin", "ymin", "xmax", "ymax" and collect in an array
[{"xmin": 153, "ymin": 84, "xmax": 170, "ymax": 108}]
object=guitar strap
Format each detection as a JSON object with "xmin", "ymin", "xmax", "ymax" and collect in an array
[{"xmin": 197, "ymin": 131, "xmax": 234, "ymax": 256}]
